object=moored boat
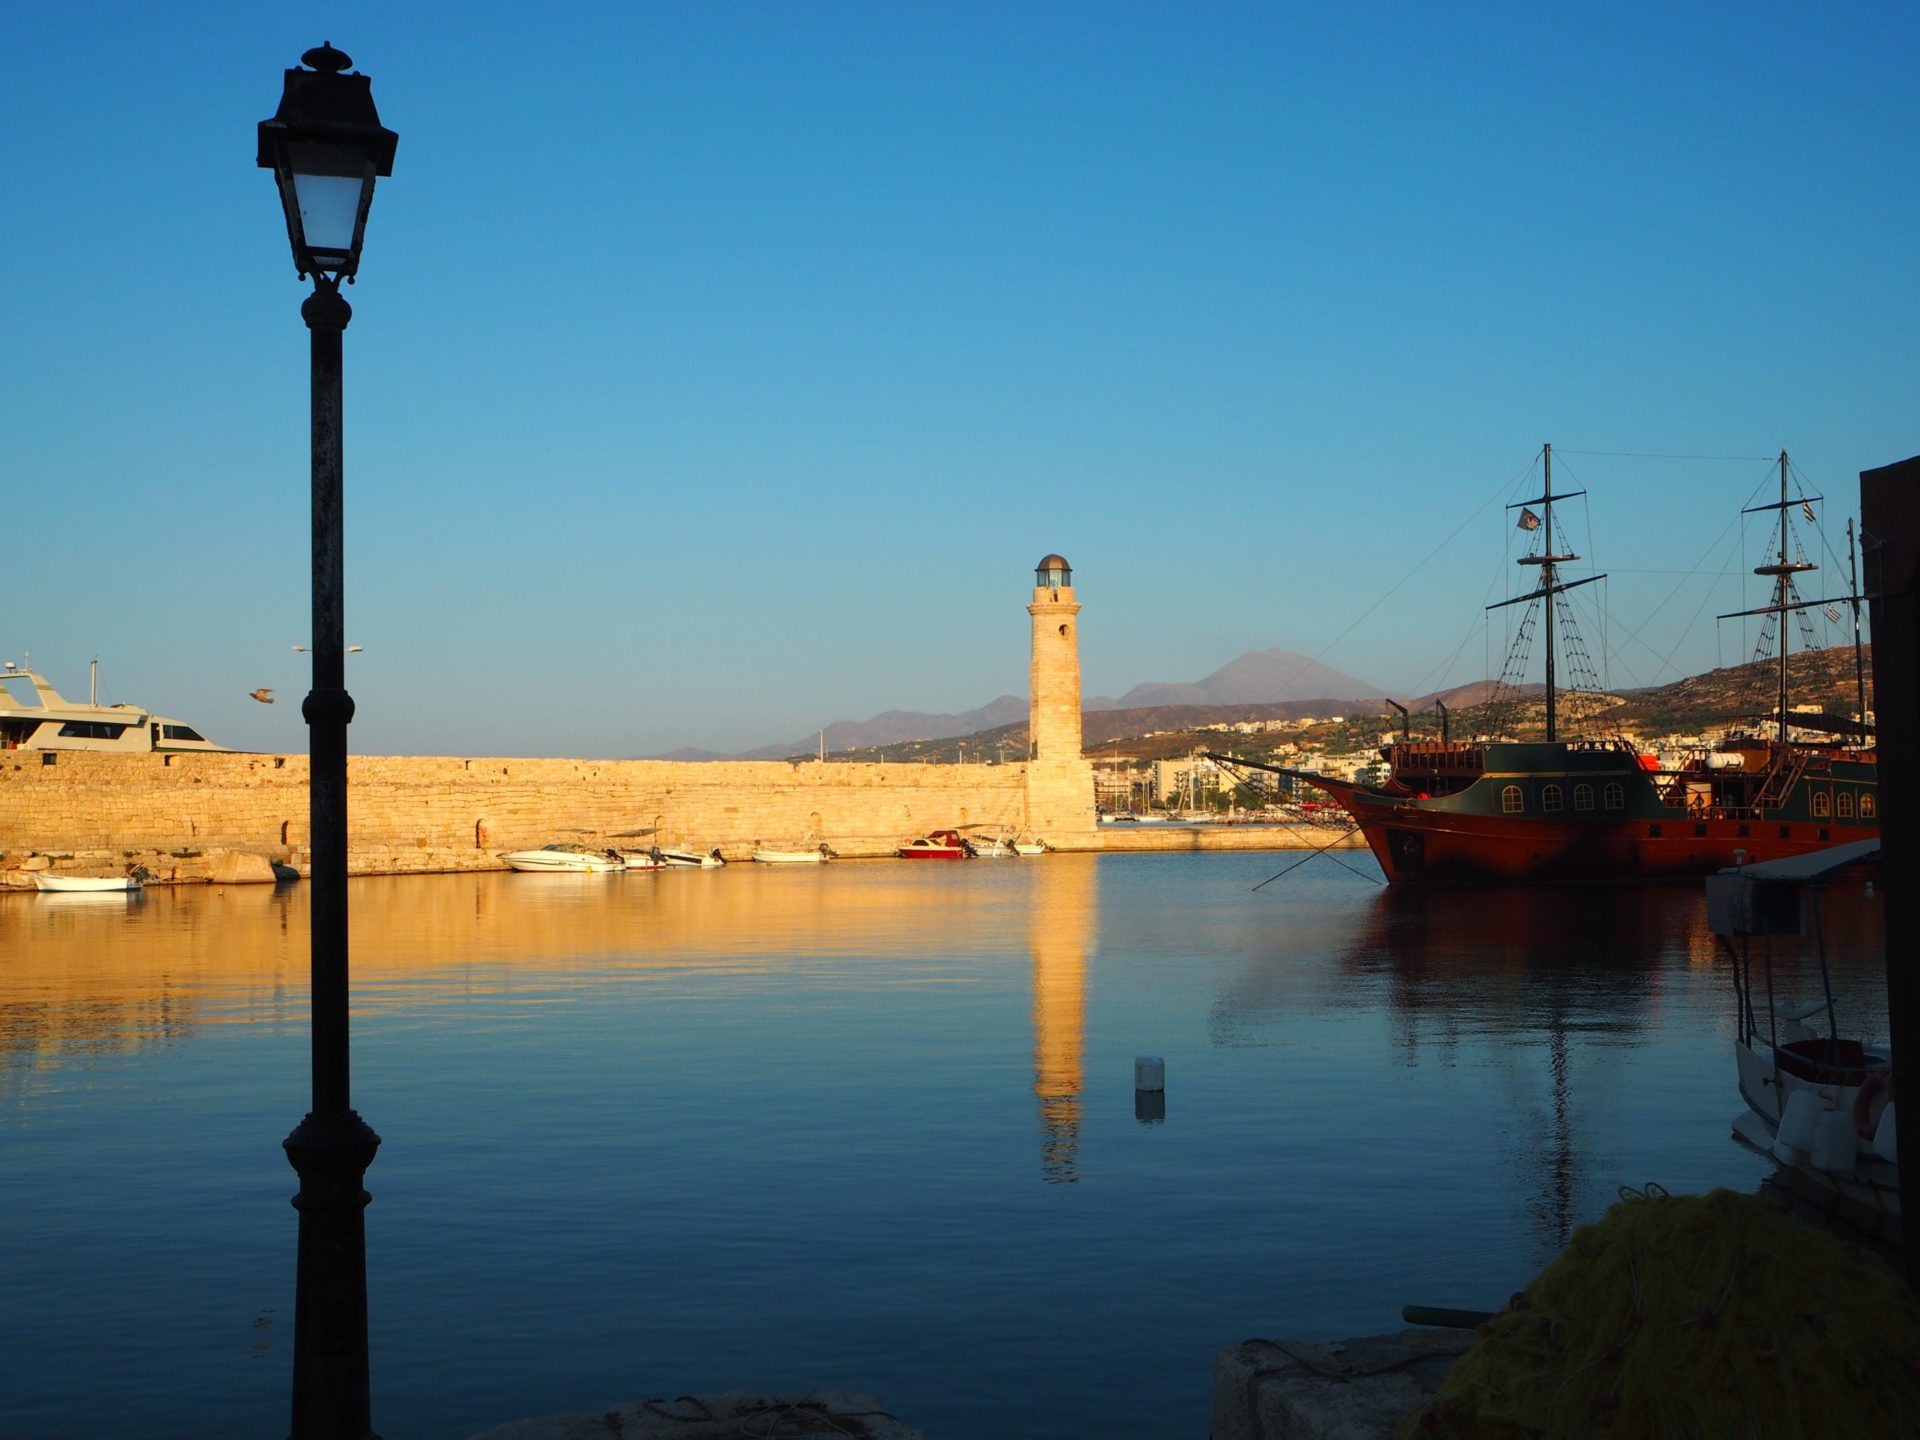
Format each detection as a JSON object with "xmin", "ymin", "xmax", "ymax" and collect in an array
[
  {"xmin": 656, "ymin": 846, "xmax": 726, "ymax": 868},
  {"xmin": 897, "ymin": 829, "xmax": 973, "ymax": 859},
  {"xmin": 499, "ymin": 844, "xmax": 622, "ymax": 873},
  {"xmin": 34, "ymin": 869, "xmax": 150, "ymax": 893},
  {"xmin": 752, "ymin": 844, "xmax": 836, "ymax": 864},
  {"xmin": 1707, "ymin": 841, "xmax": 1897, "ymax": 1242},
  {"xmin": 1209, "ymin": 447, "xmax": 1878, "ymax": 884}
]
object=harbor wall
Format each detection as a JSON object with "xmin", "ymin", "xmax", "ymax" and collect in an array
[
  {"xmin": 0, "ymin": 751, "xmax": 1362, "ymax": 884},
  {"xmin": 0, "ymin": 750, "xmax": 1033, "ymax": 879}
]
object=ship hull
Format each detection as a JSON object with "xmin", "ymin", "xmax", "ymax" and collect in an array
[{"xmin": 1300, "ymin": 748, "xmax": 1878, "ymax": 885}]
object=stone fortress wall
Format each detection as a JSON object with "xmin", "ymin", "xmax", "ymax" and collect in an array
[
  {"xmin": 1, "ymin": 555, "xmax": 1359, "ymax": 883},
  {"xmin": 0, "ymin": 751, "xmax": 1034, "ymax": 880}
]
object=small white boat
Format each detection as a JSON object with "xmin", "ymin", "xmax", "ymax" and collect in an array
[
  {"xmin": 752, "ymin": 844, "xmax": 836, "ymax": 864},
  {"xmin": 34, "ymin": 871, "xmax": 147, "ymax": 893},
  {"xmin": 1012, "ymin": 839, "xmax": 1048, "ymax": 856},
  {"xmin": 499, "ymin": 844, "xmax": 622, "ymax": 873},
  {"xmin": 1709, "ymin": 841, "xmax": 1898, "ymax": 1241},
  {"xmin": 657, "ymin": 847, "xmax": 726, "ymax": 868},
  {"xmin": 619, "ymin": 849, "xmax": 670, "ymax": 871}
]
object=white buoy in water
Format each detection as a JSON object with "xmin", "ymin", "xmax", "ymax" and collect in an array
[{"xmin": 1135, "ymin": 1055, "xmax": 1165, "ymax": 1092}]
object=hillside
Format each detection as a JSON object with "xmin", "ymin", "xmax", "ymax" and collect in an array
[{"xmin": 817, "ymin": 646, "xmax": 1871, "ymax": 765}]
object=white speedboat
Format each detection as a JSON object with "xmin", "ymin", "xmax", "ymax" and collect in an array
[
  {"xmin": 752, "ymin": 844, "xmax": 836, "ymax": 864},
  {"xmin": 34, "ymin": 871, "xmax": 147, "ymax": 893},
  {"xmin": 657, "ymin": 847, "xmax": 726, "ymax": 868},
  {"xmin": 1012, "ymin": 839, "xmax": 1048, "ymax": 856},
  {"xmin": 499, "ymin": 844, "xmax": 622, "ymax": 873},
  {"xmin": 619, "ymin": 849, "xmax": 670, "ymax": 871}
]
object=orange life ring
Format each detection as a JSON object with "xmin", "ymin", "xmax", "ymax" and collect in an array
[{"xmin": 1853, "ymin": 1068, "xmax": 1892, "ymax": 1138}]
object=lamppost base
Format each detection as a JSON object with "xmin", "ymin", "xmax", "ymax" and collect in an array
[{"xmin": 284, "ymin": 1110, "xmax": 382, "ymax": 1440}]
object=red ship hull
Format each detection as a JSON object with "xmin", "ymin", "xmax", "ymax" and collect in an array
[{"xmin": 1314, "ymin": 776, "xmax": 1877, "ymax": 885}]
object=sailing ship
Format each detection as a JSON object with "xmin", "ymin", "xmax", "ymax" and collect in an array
[{"xmin": 1211, "ymin": 447, "xmax": 1878, "ymax": 884}]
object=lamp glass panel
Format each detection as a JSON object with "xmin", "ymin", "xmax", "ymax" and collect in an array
[{"xmin": 290, "ymin": 171, "xmax": 363, "ymax": 258}]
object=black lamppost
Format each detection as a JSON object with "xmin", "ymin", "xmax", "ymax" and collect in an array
[{"xmin": 257, "ymin": 42, "xmax": 397, "ymax": 1440}]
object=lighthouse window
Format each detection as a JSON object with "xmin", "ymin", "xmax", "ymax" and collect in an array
[
  {"xmin": 1813, "ymin": 791, "xmax": 1831, "ymax": 818},
  {"xmin": 1541, "ymin": 784, "xmax": 1564, "ymax": 812},
  {"xmin": 1863, "ymin": 794, "xmax": 1878, "ymax": 818},
  {"xmin": 1837, "ymin": 793, "xmax": 1855, "ymax": 819},
  {"xmin": 1603, "ymin": 784, "xmax": 1625, "ymax": 811},
  {"xmin": 1501, "ymin": 785, "xmax": 1524, "ymax": 813},
  {"xmin": 1574, "ymin": 784, "xmax": 1595, "ymax": 812}
]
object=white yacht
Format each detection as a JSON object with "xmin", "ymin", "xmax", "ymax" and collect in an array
[{"xmin": 0, "ymin": 661, "xmax": 228, "ymax": 754}]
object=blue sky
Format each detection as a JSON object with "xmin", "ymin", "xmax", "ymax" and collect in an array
[{"xmin": 4, "ymin": 3, "xmax": 1915, "ymax": 756}]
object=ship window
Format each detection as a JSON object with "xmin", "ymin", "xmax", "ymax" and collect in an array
[
  {"xmin": 1837, "ymin": 793, "xmax": 1855, "ymax": 819},
  {"xmin": 1574, "ymin": 784, "xmax": 1595, "ymax": 812},
  {"xmin": 1542, "ymin": 784, "xmax": 1564, "ymax": 812},
  {"xmin": 161, "ymin": 724, "xmax": 205, "ymax": 742},
  {"xmin": 1863, "ymin": 794, "xmax": 1877, "ymax": 818},
  {"xmin": 57, "ymin": 720, "xmax": 128, "ymax": 739},
  {"xmin": 1694, "ymin": 823, "xmax": 1708, "ymax": 837},
  {"xmin": 1603, "ymin": 783, "xmax": 1625, "ymax": 811},
  {"xmin": 1501, "ymin": 784, "xmax": 1524, "ymax": 813},
  {"xmin": 1779, "ymin": 825, "xmax": 1792, "ymax": 839},
  {"xmin": 1819, "ymin": 827, "xmax": 1830, "ymax": 841},
  {"xmin": 1813, "ymin": 791, "xmax": 1831, "ymax": 818},
  {"xmin": 1648, "ymin": 823, "xmax": 1662, "ymax": 837},
  {"xmin": 1738, "ymin": 824, "xmax": 1750, "ymax": 837}
]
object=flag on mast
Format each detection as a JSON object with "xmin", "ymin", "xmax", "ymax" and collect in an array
[
  {"xmin": 1825, "ymin": 604, "xmax": 1844, "ymax": 622},
  {"xmin": 1517, "ymin": 507, "xmax": 1542, "ymax": 531},
  {"xmin": 1802, "ymin": 500, "xmax": 1816, "ymax": 522}
]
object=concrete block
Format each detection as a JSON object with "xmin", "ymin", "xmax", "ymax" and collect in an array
[
  {"xmin": 1212, "ymin": 1330, "xmax": 1476, "ymax": 1440},
  {"xmin": 206, "ymin": 848, "xmax": 277, "ymax": 884}
]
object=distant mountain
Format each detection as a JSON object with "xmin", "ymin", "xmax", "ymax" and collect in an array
[
  {"xmin": 652, "ymin": 647, "xmax": 1388, "ymax": 761},
  {"xmin": 1087, "ymin": 648, "xmax": 1384, "ymax": 710},
  {"xmin": 653, "ymin": 696, "xmax": 1029, "ymax": 762}
]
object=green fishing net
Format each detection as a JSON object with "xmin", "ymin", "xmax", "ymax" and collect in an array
[{"xmin": 1397, "ymin": 1186, "xmax": 1919, "ymax": 1439}]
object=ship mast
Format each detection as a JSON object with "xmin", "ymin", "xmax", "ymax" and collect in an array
[
  {"xmin": 1488, "ymin": 443, "xmax": 1605, "ymax": 743},
  {"xmin": 1724, "ymin": 450, "xmax": 1820, "ymax": 747}
]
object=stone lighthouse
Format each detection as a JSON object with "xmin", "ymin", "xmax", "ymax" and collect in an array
[{"xmin": 1026, "ymin": 554, "xmax": 1097, "ymax": 838}]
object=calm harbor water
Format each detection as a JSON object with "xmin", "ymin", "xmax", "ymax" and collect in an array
[{"xmin": 0, "ymin": 852, "xmax": 1887, "ymax": 1438}]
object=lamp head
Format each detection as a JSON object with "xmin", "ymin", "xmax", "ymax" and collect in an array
[{"xmin": 257, "ymin": 43, "xmax": 398, "ymax": 283}]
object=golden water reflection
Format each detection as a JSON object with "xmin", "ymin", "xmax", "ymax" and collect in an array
[
  {"xmin": 1, "ymin": 863, "xmax": 1107, "ymax": 1127},
  {"xmin": 1028, "ymin": 855, "xmax": 1097, "ymax": 1183}
]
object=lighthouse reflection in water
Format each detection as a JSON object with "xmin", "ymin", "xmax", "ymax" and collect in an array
[{"xmin": 0, "ymin": 853, "xmax": 1883, "ymax": 1439}]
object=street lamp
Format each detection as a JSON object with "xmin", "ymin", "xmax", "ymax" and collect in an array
[{"xmin": 259, "ymin": 41, "xmax": 396, "ymax": 1440}]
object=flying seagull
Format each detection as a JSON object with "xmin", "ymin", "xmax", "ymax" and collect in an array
[{"xmin": 249, "ymin": 688, "xmax": 274, "ymax": 704}]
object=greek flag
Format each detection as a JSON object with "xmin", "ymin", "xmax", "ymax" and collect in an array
[
  {"xmin": 1825, "ymin": 604, "xmax": 1844, "ymax": 623},
  {"xmin": 1802, "ymin": 501, "xmax": 1816, "ymax": 522}
]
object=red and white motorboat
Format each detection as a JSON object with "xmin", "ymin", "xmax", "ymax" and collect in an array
[{"xmin": 896, "ymin": 829, "xmax": 973, "ymax": 860}]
